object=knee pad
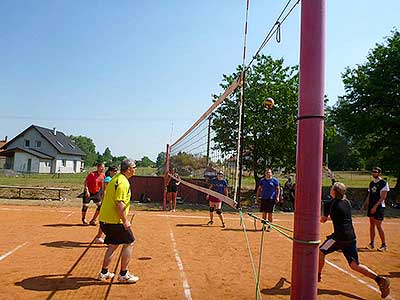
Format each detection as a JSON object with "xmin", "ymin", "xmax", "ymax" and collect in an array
[
  {"xmin": 216, "ymin": 209, "xmax": 222, "ymax": 215},
  {"xmin": 82, "ymin": 206, "xmax": 88, "ymax": 213},
  {"xmin": 209, "ymin": 207, "xmax": 215, "ymax": 212}
]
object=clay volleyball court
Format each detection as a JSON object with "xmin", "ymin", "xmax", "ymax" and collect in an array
[{"xmin": 0, "ymin": 204, "xmax": 398, "ymax": 300}]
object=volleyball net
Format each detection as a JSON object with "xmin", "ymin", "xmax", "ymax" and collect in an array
[{"xmin": 166, "ymin": 75, "xmax": 243, "ymax": 209}]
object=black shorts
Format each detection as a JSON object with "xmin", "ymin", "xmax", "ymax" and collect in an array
[
  {"xmin": 319, "ymin": 235, "xmax": 359, "ymax": 265},
  {"xmin": 167, "ymin": 186, "xmax": 177, "ymax": 193},
  {"xmin": 100, "ymin": 222, "xmax": 135, "ymax": 245},
  {"xmin": 260, "ymin": 199, "xmax": 276, "ymax": 213},
  {"xmin": 367, "ymin": 206, "xmax": 385, "ymax": 221},
  {"xmin": 83, "ymin": 191, "xmax": 102, "ymax": 204}
]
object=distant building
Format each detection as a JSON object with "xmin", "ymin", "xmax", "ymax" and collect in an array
[
  {"xmin": 0, "ymin": 125, "xmax": 85, "ymax": 173},
  {"xmin": 0, "ymin": 136, "xmax": 7, "ymax": 169}
]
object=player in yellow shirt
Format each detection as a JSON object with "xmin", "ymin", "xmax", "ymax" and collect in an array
[{"xmin": 97, "ymin": 159, "xmax": 139, "ymax": 284}]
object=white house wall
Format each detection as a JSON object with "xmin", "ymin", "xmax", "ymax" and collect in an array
[
  {"xmin": 55, "ymin": 155, "xmax": 82, "ymax": 173},
  {"xmin": 39, "ymin": 160, "xmax": 51, "ymax": 173}
]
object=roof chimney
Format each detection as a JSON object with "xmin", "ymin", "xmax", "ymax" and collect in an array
[
  {"xmin": 4, "ymin": 136, "xmax": 7, "ymax": 142},
  {"xmin": 53, "ymin": 128, "xmax": 57, "ymax": 136}
]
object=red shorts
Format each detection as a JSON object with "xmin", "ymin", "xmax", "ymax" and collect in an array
[{"xmin": 209, "ymin": 195, "xmax": 222, "ymax": 203}]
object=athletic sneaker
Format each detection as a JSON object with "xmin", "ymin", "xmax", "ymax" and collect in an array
[
  {"xmin": 221, "ymin": 222, "xmax": 226, "ymax": 228},
  {"xmin": 367, "ymin": 242, "xmax": 375, "ymax": 250},
  {"xmin": 267, "ymin": 225, "xmax": 272, "ymax": 232},
  {"xmin": 118, "ymin": 271, "xmax": 139, "ymax": 283},
  {"xmin": 377, "ymin": 244, "xmax": 387, "ymax": 252},
  {"xmin": 94, "ymin": 237, "xmax": 104, "ymax": 244},
  {"xmin": 378, "ymin": 276, "xmax": 390, "ymax": 298},
  {"xmin": 89, "ymin": 219, "xmax": 97, "ymax": 226},
  {"xmin": 82, "ymin": 218, "xmax": 88, "ymax": 225},
  {"xmin": 207, "ymin": 220, "xmax": 213, "ymax": 226},
  {"xmin": 98, "ymin": 271, "xmax": 115, "ymax": 281}
]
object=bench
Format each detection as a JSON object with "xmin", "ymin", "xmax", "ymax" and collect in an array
[{"xmin": 0, "ymin": 185, "xmax": 70, "ymax": 201}]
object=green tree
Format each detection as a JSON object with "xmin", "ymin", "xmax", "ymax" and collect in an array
[
  {"xmin": 136, "ymin": 156, "xmax": 155, "ymax": 168},
  {"xmin": 111, "ymin": 155, "xmax": 127, "ymax": 167},
  {"xmin": 156, "ymin": 152, "xmax": 166, "ymax": 175},
  {"xmin": 102, "ymin": 147, "xmax": 113, "ymax": 165},
  {"xmin": 213, "ymin": 55, "xmax": 299, "ymax": 190},
  {"xmin": 69, "ymin": 135, "xmax": 98, "ymax": 167},
  {"xmin": 333, "ymin": 30, "xmax": 400, "ymax": 188},
  {"xmin": 324, "ymin": 103, "xmax": 362, "ymax": 170}
]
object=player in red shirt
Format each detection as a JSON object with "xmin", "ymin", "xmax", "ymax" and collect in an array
[{"xmin": 82, "ymin": 162, "xmax": 105, "ymax": 225}]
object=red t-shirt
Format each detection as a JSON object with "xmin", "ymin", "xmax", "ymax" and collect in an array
[{"xmin": 85, "ymin": 171, "xmax": 105, "ymax": 194}]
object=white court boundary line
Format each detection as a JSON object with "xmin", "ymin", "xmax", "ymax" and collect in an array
[
  {"xmin": 325, "ymin": 260, "xmax": 392, "ymax": 299},
  {"xmin": 261, "ymin": 216, "xmax": 390, "ymax": 299},
  {"xmin": 0, "ymin": 207, "xmax": 74, "ymax": 214},
  {"xmin": 154, "ymin": 213, "xmax": 288, "ymax": 222},
  {"xmin": 0, "ymin": 242, "xmax": 28, "ymax": 261},
  {"xmin": 167, "ymin": 220, "xmax": 193, "ymax": 300},
  {"xmin": 0, "ymin": 208, "xmax": 74, "ymax": 262}
]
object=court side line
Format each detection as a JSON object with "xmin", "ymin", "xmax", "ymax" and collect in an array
[
  {"xmin": 167, "ymin": 220, "xmax": 193, "ymax": 300},
  {"xmin": 0, "ymin": 207, "xmax": 74, "ymax": 214},
  {"xmin": 264, "ymin": 217, "xmax": 390, "ymax": 299},
  {"xmin": 0, "ymin": 208, "xmax": 73, "ymax": 263},
  {"xmin": 325, "ymin": 260, "xmax": 392, "ymax": 300},
  {"xmin": 154, "ymin": 214, "xmax": 287, "ymax": 222},
  {"xmin": 0, "ymin": 242, "xmax": 28, "ymax": 261}
]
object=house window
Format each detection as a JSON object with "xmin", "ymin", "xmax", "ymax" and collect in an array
[
  {"xmin": 57, "ymin": 141, "xmax": 64, "ymax": 148},
  {"xmin": 24, "ymin": 139, "xmax": 30, "ymax": 147},
  {"xmin": 45, "ymin": 161, "xmax": 51, "ymax": 167},
  {"xmin": 62, "ymin": 160, "xmax": 67, "ymax": 167},
  {"xmin": 36, "ymin": 141, "xmax": 42, "ymax": 147}
]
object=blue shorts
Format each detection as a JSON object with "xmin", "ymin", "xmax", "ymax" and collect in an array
[{"xmin": 319, "ymin": 235, "xmax": 359, "ymax": 265}]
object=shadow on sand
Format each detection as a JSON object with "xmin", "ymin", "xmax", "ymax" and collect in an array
[
  {"xmin": 15, "ymin": 274, "xmax": 107, "ymax": 292},
  {"xmin": 260, "ymin": 277, "xmax": 366, "ymax": 300},
  {"xmin": 41, "ymin": 241, "xmax": 106, "ymax": 249}
]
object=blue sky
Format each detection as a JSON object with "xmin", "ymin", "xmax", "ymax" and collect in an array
[{"xmin": 0, "ymin": 1, "xmax": 398, "ymax": 161}]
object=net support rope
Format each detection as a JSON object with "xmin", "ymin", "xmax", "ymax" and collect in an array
[
  {"xmin": 237, "ymin": 209, "xmax": 320, "ymax": 300},
  {"xmin": 247, "ymin": 212, "xmax": 320, "ymax": 245},
  {"xmin": 239, "ymin": 209, "xmax": 262, "ymax": 300},
  {"xmin": 168, "ymin": 174, "xmax": 237, "ymax": 208}
]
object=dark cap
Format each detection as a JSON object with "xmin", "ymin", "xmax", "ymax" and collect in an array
[
  {"xmin": 107, "ymin": 165, "xmax": 118, "ymax": 172},
  {"xmin": 372, "ymin": 167, "xmax": 382, "ymax": 173}
]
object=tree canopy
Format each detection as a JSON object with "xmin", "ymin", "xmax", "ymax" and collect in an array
[
  {"xmin": 69, "ymin": 135, "xmax": 97, "ymax": 167},
  {"xmin": 212, "ymin": 55, "xmax": 299, "ymax": 189},
  {"xmin": 332, "ymin": 30, "xmax": 400, "ymax": 187},
  {"xmin": 136, "ymin": 156, "xmax": 156, "ymax": 168}
]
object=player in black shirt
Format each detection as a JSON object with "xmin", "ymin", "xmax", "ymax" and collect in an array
[
  {"xmin": 167, "ymin": 168, "xmax": 180, "ymax": 212},
  {"xmin": 361, "ymin": 167, "xmax": 389, "ymax": 251},
  {"xmin": 318, "ymin": 182, "xmax": 390, "ymax": 299}
]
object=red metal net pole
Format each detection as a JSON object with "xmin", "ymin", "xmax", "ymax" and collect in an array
[
  {"xmin": 163, "ymin": 144, "xmax": 170, "ymax": 211},
  {"xmin": 291, "ymin": 0, "xmax": 325, "ymax": 299}
]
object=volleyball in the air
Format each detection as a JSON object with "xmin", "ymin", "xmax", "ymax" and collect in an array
[{"xmin": 263, "ymin": 97, "xmax": 275, "ymax": 109}]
